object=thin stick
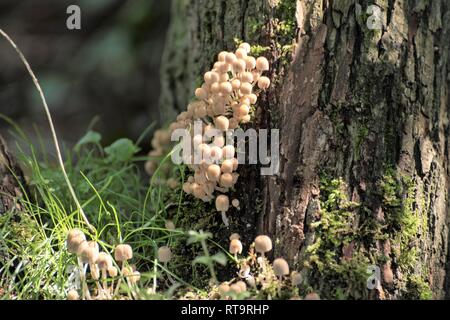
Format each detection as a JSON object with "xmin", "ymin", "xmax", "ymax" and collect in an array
[{"xmin": 0, "ymin": 29, "xmax": 95, "ymax": 233}]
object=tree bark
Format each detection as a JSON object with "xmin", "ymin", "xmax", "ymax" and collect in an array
[
  {"xmin": 0, "ymin": 135, "xmax": 25, "ymax": 215},
  {"xmin": 160, "ymin": 0, "xmax": 450, "ymax": 299}
]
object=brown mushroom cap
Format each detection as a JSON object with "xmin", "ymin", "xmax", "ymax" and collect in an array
[
  {"xmin": 66, "ymin": 229, "xmax": 86, "ymax": 254},
  {"xmin": 96, "ymin": 252, "xmax": 113, "ymax": 270},
  {"xmin": 165, "ymin": 220, "xmax": 176, "ymax": 230},
  {"xmin": 108, "ymin": 266, "xmax": 118, "ymax": 277},
  {"xmin": 67, "ymin": 289, "xmax": 79, "ymax": 300},
  {"xmin": 215, "ymin": 195, "xmax": 230, "ymax": 212},
  {"xmin": 80, "ymin": 241, "xmax": 99, "ymax": 264},
  {"xmin": 273, "ymin": 258, "xmax": 290, "ymax": 276},
  {"xmin": 229, "ymin": 233, "xmax": 240, "ymax": 241},
  {"xmin": 229, "ymin": 239, "xmax": 243, "ymax": 255},
  {"xmin": 304, "ymin": 292, "xmax": 321, "ymax": 300},
  {"xmin": 218, "ymin": 283, "xmax": 230, "ymax": 296},
  {"xmin": 114, "ymin": 244, "xmax": 133, "ymax": 262},
  {"xmin": 254, "ymin": 235, "xmax": 272, "ymax": 254},
  {"xmin": 291, "ymin": 271, "xmax": 303, "ymax": 286},
  {"xmin": 157, "ymin": 246, "xmax": 172, "ymax": 263}
]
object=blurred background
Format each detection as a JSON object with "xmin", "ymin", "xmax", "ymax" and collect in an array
[{"xmin": 0, "ymin": 0, "xmax": 171, "ymax": 151}]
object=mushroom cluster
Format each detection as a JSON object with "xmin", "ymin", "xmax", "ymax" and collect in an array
[
  {"xmin": 165, "ymin": 43, "xmax": 270, "ymax": 226},
  {"xmin": 66, "ymin": 229, "xmax": 138, "ymax": 300}
]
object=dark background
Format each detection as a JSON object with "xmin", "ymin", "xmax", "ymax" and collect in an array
[{"xmin": 0, "ymin": 0, "xmax": 171, "ymax": 151}]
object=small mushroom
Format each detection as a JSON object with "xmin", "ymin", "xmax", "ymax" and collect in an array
[
  {"xmin": 114, "ymin": 244, "xmax": 133, "ymax": 263},
  {"xmin": 231, "ymin": 199, "xmax": 240, "ymax": 209},
  {"xmin": 229, "ymin": 233, "xmax": 240, "ymax": 241},
  {"xmin": 304, "ymin": 292, "xmax": 321, "ymax": 300},
  {"xmin": 66, "ymin": 229, "xmax": 86, "ymax": 254},
  {"xmin": 229, "ymin": 239, "xmax": 243, "ymax": 259},
  {"xmin": 67, "ymin": 289, "xmax": 79, "ymax": 300},
  {"xmin": 291, "ymin": 271, "xmax": 303, "ymax": 286},
  {"xmin": 157, "ymin": 246, "xmax": 173, "ymax": 263},
  {"xmin": 256, "ymin": 56, "xmax": 269, "ymax": 71},
  {"xmin": 254, "ymin": 235, "xmax": 272, "ymax": 258},
  {"xmin": 218, "ymin": 283, "xmax": 230, "ymax": 298},
  {"xmin": 165, "ymin": 220, "xmax": 176, "ymax": 230},
  {"xmin": 273, "ymin": 258, "xmax": 289, "ymax": 280},
  {"xmin": 216, "ymin": 195, "xmax": 230, "ymax": 227}
]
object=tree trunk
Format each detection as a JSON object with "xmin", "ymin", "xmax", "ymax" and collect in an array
[
  {"xmin": 160, "ymin": 0, "xmax": 450, "ymax": 299},
  {"xmin": 0, "ymin": 135, "xmax": 25, "ymax": 215}
]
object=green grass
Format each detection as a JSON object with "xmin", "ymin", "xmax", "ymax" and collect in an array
[{"xmin": 0, "ymin": 123, "xmax": 229, "ymax": 299}]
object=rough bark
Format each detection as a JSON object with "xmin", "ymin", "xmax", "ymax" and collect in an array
[
  {"xmin": 160, "ymin": 0, "xmax": 450, "ymax": 299},
  {"xmin": 0, "ymin": 135, "xmax": 25, "ymax": 215}
]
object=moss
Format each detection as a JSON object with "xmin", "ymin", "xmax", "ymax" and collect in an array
[
  {"xmin": 305, "ymin": 176, "xmax": 371, "ymax": 299},
  {"xmin": 378, "ymin": 168, "xmax": 431, "ymax": 299}
]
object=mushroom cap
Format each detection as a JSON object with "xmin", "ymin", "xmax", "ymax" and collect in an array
[
  {"xmin": 235, "ymin": 280, "xmax": 247, "ymax": 292},
  {"xmin": 221, "ymin": 159, "xmax": 234, "ymax": 174},
  {"xmin": 304, "ymin": 292, "xmax": 321, "ymax": 300},
  {"xmin": 254, "ymin": 235, "xmax": 273, "ymax": 253},
  {"xmin": 114, "ymin": 244, "xmax": 133, "ymax": 262},
  {"xmin": 80, "ymin": 241, "xmax": 99, "ymax": 264},
  {"xmin": 66, "ymin": 229, "xmax": 86, "ymax": 254},
  {"xmin": 257, "ymin": 76, "xmax": 271, "ymax": 90},
  {"xmin": 165, "ymin": 220, "xmax": 176, "ymax": 230},
  {"xmin": 219, "ymin": 173, "xmax": 234, "ymax": 188},
  {"xmin": 239, "ymin": 42, "xmax": 251, "ymax": 54},
  {"xmin": 256, "ymin": 56, "xmax": 270, "ymax": 71},
  {"xmin": 273, "ymin": 258, "xmax": 290, "ymax": 276},
  {"xmin": 229, "ymin": 283, "xmax": 242, "ymax": 294},
  {"xmin": 231, "ymin": 199, "xmax": 240, "ymax": 208},
  {"xmin": 96, "ymin": 252, "xmax": 113, "ymax": 270},
  {"xmin": 240, "ymin": 82, "xmax": 253, "ymax": 95},
  {"xmin": 157, "ymin": 246, "xmax": 172, "ymax": 263},
  {"xmin": 214, "ymin": 116, "xmax": 229, "ymax": 131},
  {"xmin": 67, "ymin": 289, "xmax": 79, "ymax": 300},
  {"xmin": 218, "ymin": 283, "xmax": 230, "ymax": 296},
  {"xmin": 215, "ymin": 195, "xmax": 230, "ymax": 212},
  {"xmin": 229, "ymin": 239, "xmax": 243, "ymax": 255},
  {"xmin": 229, "ymin": 233, "xmax": 240, "ymax": 241},
  {"xmin": 108, "ymin": 266, "xmax": 118, "ymax": 277},
  {"xmin": 207, "ymin": 164, "xmax": 221, "ymax": 182},
  {"xmin": 129, "ymin": 271, "xmax": 141, "ymax": 284},
  {"xmin": 291, "ymin": 271, "xmax": 303, "ymax": 286}
]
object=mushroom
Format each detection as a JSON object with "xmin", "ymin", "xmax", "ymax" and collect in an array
[
  {"xmin": 231, "ymin": 199, "xmax": 240, "ymax": 209},
  {"xmin": 67, "ymin": 289, "xmax": 79, "ymax": 300},
  {"xmin": 273, "ymin": 258, "xmax": 290, "ymax": 280},
  {"xmin": 157, "ymin": 246, "xmax": 175, "ymax": 285},
  {"xmin": 66, "ymin": 229, "xmax": 86, "ymax": 254},
  {"xmin": 257, "ymin": 76, "xmax": 271, "ymax": 90},
  {"xmin": 96, "ymin": 252, "xmax": 113, "ymax": 296},
  {"xmin": 229, "ymin": 233, "xmax": 240, "ymax": 241},
  {"xmin": 218, "ymin": 283, "xmax": 230, "ymax": 297},
  {"xmin": 114, "ymin": 244, "xmax": 133, "ymax": 264},
  {"xmin": 256, "ymin": 56, "xmax": 269, "ymax": 71},
  {"xmin": 229, "ymin": 239, "xmax": 243, "ymax": 259},
  {"xmin": 216, "ymin": 195, "xmax": 230, "ymax": 227},
  {"xmin": 239, "ymin": 42, "xmax": 251, "ymax": 54},
  {"xmin": 254, "ymin": 235, "xmax": 272, "ymax": 258},
  {"xmin": 291, "ymin": 271, "xmax": 303, "ymax": 286},
  {"xmin": 157, "ymin": 246, "xmax": 172, "ymax": 263},
  {"xmin": 304, "ymin": 292, "xmax": 321, "ymax": 300},
  {"xmin": 165, "ymin": 220, "xmax": 176, "ymax": 230}
]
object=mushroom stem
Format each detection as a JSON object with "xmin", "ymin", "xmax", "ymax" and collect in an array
[
  {"xmin": 164, "ymin": 262, "xmax": 176, "ymax": 285},
  {"xmin": 101, "ymin": 268, "xmax": 110, "ymax": 299},
  {"xmin": 221, "ymin": 211, "xmax": 229, "ymax": 227},
  {"xmin": 114, "ymin": 278, "xmax": 122, "ymax": 297},
  {"xmin": 90, "ymin": 263, "xmax": 103, "ymax": 299},
  {"xmin": 77, "ymin": 257, "xmax": 91, "ymax": 300}
]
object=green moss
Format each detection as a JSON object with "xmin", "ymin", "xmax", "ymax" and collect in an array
[
  {"xmin": 305, "ymin": 176, "xmax": 371, "ymax": 299},
  {"xmin": 379, "ymin": 169, "xmax": 431, "ymax": 299}
]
